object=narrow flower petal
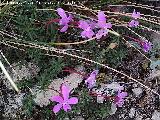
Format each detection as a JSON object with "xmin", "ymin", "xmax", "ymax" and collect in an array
[
  {"xmin": 57, "ymin": 8, "xmax": 67, "ymax": 19},
  {"xmin": 134, "ymin": 21, "xmax": 139, "ymax": 27},
  {"xmin": 128, "ymin": 20, "xmax": 139, "ymax": 27},
  {"xmin": 86, "ymin": 29, "xmax": 94, "ymax": 38},
  {"xmin": 128, "ymin": 20, "xmax": 135, "ymax": 27},
  {"xmin": 105, "ymin": 22, "xmax": 112, "ymax": 29},
  {"xmin": 63, "ymin": 104, "xmax": 71, "ymax": 112},
  {"xmin": 81, "ymin": 31, "xmax": 87, "ymax": 38},
  {"xmin": 68, "ymin": 97, "xmax": 78, "ymax": 104},
  {"xmin": 85, "ymin": 70, "xmax": 98, "ymax": 88},
  {"xmin": 60, "ymin": 25, "xmax": 68, "ymax": 32},
  {"xmin": 116, "ymin": 100, "xmax": 124, "ymax": 107},
  {"xmin": 50, "ymin": 96, "xmax": 63, "ymax": 103},
  {"xmin": 97, "ymin": 11, "xmax": 106, "ymax": 28},
  {"xmin": 96, "ymin": 29, "xmax": 104, "ymax": 39},
  {"xmin": 91, "ymin": 70, "xmax": 99, "ymax": 76},
  {"xmin": 61, "ymin": 84, "xmax": 70, "ymax": 101},
  {"xmin": 115, "ymin": 91, "xmax": 127, "ymax": 107},
  {"xmin": 119, "ymin": 92, "xmax": 127, "ymax": 98},
  {"xmin": 79, "ymin": 20, "xmax": 89, "ymax": 30},
  {"xmin": 80, "ymin": 27, "xmax": 94, "ymax": 38},
  {"xmin": 68, "ymin": 14, "xmax": 73, "ymax": 21},
  {"xmin": 98, "ymin": 11, "xmax": 106, "ymax": 22},
  {"xmin": 53, "ymin": 103, "xmax": 62, "ymax": 113}
]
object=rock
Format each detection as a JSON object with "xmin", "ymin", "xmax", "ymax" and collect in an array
[
  {"xmin": 0, "ymin": 91, "xmax": 25, "ymax": 118},
  {"xmin": 34, "ymin": 67, "xmax": 84, "ymax": 107},
  {"xmin": 132, "ymin": 87, "xmax": 143, "ymax": 97},
  {"xmin": 109, "ymin": 103, "xmax": 117, "ymax": 115},
  {"xmin": 152, "ymin": 110, "xmax": 160, "ymax": 120},
  {"xmin": 72, "ymin": 116, "xmax": 84, "ymax": 120},
  {"xmin": 135, "ymin": 115, "xmax": 143, "ymax": 120},
  {"xmin": 129, "ymin": 108, "xmax": 136, "ymax": 118},
  {"xmin": 105, "ymin": 82, "xmax": 124, "ymax": 91},
  {"xmin": 11, "ymin": 62, "xmax": 39, "ymax": 81}
]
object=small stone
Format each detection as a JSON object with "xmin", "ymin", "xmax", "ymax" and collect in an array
[
  {"xmin": 132, "ymin": 87, "xmax": 143, "ymax": 97},
  {"xmin": 34, "ymin": 67, "xmax": 84, "ymax": 107},
  {"xmin": 135, "ymin": 115, "xmax": 143, "ymax": 120},
  {"xmin": 109, "ymin": 103, "xmax": 117, "ymax": 115},
  {"xmin": 97, "ymin": 95, "xmax": 104, "ymax": 103},
  {"xmin": 129, "ymin": 108, "xmax": 136, "ymax": 118},
  {"xmin": 152, "ymin": 110, "xmax": 160, "ymax": 120}
]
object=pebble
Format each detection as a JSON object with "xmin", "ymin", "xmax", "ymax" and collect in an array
[
  {"xmin": 109, "ymin": 103, "xmax": 117, "ymax": 115},
  {"xmin": 129, "ymin": 108, "xmax": 136, "ymax": 118},
  {"xmin": 152, "ymin": 110, "xmax": 160, "ymax": 120},
  {"xmin": 132, "ymin": 87, "xmax": 143, "ymax": 97}
]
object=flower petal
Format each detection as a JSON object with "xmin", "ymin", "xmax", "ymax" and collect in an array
[
  {"xmin": 105, "ymin": 22, "xmax": 112, "ymax": 29},
  {"xmin": 96, "ymin": 29, "xmax": 104, "ymax": 39},
  {"xmin": 90, "ymin": 70, "xmax": 99, "ymax": 76},
  {"xmin": 116, "ymin": 100, "xmax": 124, "ymax": 107},
  {"xmin": 50, "ymin": 96, "xmax": 63, "ymax": 103},
  {"xmin": 120, "ymin": 92, "xmax": 128, "ymax": 98},
  {"xmin": 79, "ymin": 20, "xmax": 89, "ymax": 30},
  {"xmin": 61, "ymin": 84, "xmax": 70, "ymax": 101},
  {"xmin": 134, "ymin": 21, "xmax": 139, "ymax": 27},
  {"xmin": 60, "ymin": 25, "xmax": 68, "ymax": 32},
  {"xmin": 68, "ymin": 14, "xmax": 73, "ymax": 21},
  {"xmin": 81, "ymin": 31, "xmax": 87, "ymax": 38},
  {"xmin": 68, "ymin": 97, "xmax": 78, "ymax": 104},
  {"xmin": 118, "ymin": 91, "xmax": 127, "ymax": 99},
  {"xmin": 97, "ymin": 11, "xmax": 106, "ymax": 28},
  {"xmin": 63, "ymin": 104, "xmax": 71, "ymax": 112},
  {"xmin": 132, "ymin": 9, "xmax": 140, "ymax": 19},
  {"xmin": 53, "ymin": 103, "xmax": 62, "ymax": 113},
  {"xmin": 86, "ymin": 30, "xmax": 94, "ymax": 38},
  {"xmin": 128, "ymin": 20, "xmax": 135, "ymax": 27},
  {"xmin": 57, "ymin": 8, "xmax": 67, "ymax": 18}
]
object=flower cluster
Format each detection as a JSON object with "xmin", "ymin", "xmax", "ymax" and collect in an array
[
  {"xmin": 49, "ymin": 8, "xmax": 146, "ymax": 114},
  {"xmin": 57, "ymin": 8, "xmax": 112, "ymax": 39}
]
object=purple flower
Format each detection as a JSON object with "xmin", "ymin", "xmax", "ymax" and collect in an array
[
  {"xmin": 96, "ymin": 11, "xmax": 112, "ymax": 39},
  {"xmin": 78, "ymin": 20, "xmax": 95, "ymax": 38},
  {"xmin": 142, "ymin": 40, "xmax": 152, "ymax": 52},
  {"xmin": 57, "ymin": 8, "xmax": 73, "ymax": 32},
  {"xmin": 128, "ymin": 20, "xmax": 139, "ymax": 27},
  {"xmin": 50, "ymin": 84, "xmax": 78, "ymax": 113},
  {"xmin": 131, "ymin": 9, "xmax": 140, "ymax": 19},
  {"xmin": 115, "ymin": 91, "xmax": 127, "ymax": 107},
  {"xmin": 85, "ymin": 70, "xmax": 99, "ymax": 88},
  {"xmin": 128, "ymin": 9, "xmax": 140, "ymax": 27}
]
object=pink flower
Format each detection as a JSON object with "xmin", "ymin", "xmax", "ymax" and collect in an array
[
  {"xmin": 57, "ymin": 8, "xmax": 73, "ymax": 32},
  {"xmin": 115, "ymin": 91, "xmax": 127, "ymax": 107},
  {"xmin": 96, "ymin": 11, "xmax": 112, "ymax": 39},
  {"xmin": 128, "ymin": 9, "xmax": 140, "ymax": 28},
  {"xmin": 128, "ymin": 20, "xmax": 139, "ymax": 27},
  {"xmin": 50, "ymin": 84, "xmax": 78, "ymax": 113},
  {"xmin": 131, "ymin": 9, "xmax": 140, "ymax": 19},
  {"xmin": 78, "ymin": 20, "xmax": 95, "ymax": 38},
  {"xmin": 142, "ymin": 40, "xmax": 152, "ymax": 52},
  {"xmin": 85, "ymin": 70, "xmax": 99, "ymax": 88}
]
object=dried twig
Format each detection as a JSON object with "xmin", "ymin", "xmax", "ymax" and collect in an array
[{"xmin": 0, "ymin": 60, "xmax": 19, "ymax": 92}]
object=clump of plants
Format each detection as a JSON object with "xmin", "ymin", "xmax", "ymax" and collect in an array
[{"xmin": 0, "ymin": 0, "xmax": 160, "ymax": 119}]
